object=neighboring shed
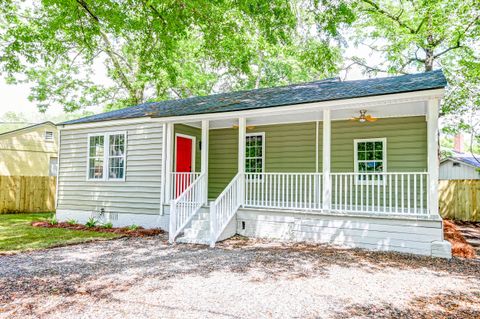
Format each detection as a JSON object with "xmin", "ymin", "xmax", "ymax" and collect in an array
[
  {"xmin": 0, "ymin": 121, "xmax": 58, "ymax": 176},
  {"xmin": 440, "ymin": 156, "xmax": 480, "ymax": 180}
]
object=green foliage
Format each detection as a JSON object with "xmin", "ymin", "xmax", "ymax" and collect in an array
[
  {"xmin": 0, "ymin": 0, "xmax": 342, "ymax": 112},
  {"xmin": 48, "ymin": 215, "xmax": 58, "ymax": 225},
  {"xmin": 67, "ymin": 219, "xmax": 78, "ymax": 225},
  {"xmin": 102, "ymin": 222, "xmax": 113, "ymax": 229},
  {"xmin": 85, "ymin": 217, "xmax": 98, "ymax": 228},
  {"xmin": 315, "ymin": 0, "xmax": 480, "ymax": 142},
  {"xmin": 127, "ymin": 224, "xmax": 139, "ymax": 231}
]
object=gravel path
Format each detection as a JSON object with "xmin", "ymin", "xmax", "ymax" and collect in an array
[{"xmin": 1, "ymin": 235, "xmax": 479, "ymax": 319}]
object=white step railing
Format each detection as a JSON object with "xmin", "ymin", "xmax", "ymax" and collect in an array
[
  {"xmin": 209, "ymin": 173, "xmax": 243, "ymax": 247},
  {"xmin": 331, "ymin": 172, "xmax": 429, "ymax": 216},
  {"xmin": 169, "ymin": 173, "xmax": 206, "ymax": 243},
  {"xmin": 170, "ymin": 172, "xmax": 201, "ymax": 200},
  {"xmin": 244, "ymin": 173, "xmax": 323, "ymax": 210}
]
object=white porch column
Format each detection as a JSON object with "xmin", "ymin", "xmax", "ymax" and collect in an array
[
  {"xmin": 322, "ymin": 109, "xmax": 331, "ymax": 211},
  {"xmin": 238, "ymin": 117, "xmax": 246, "ymax": 205},
  {"xmin": 164, "ymin": 122, "xmax": 174, "ymax": 203},
  {"xmin": 201, "ymin": 120, "xmax": 209, "ymax": 203},
  {"xmin": 427, "ymin": 99, "xmax": 440, "ymax": 217}
]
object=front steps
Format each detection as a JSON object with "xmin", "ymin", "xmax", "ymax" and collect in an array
[{"xmin": 176, "ymin": 211, "xmax": 212, "ymax": 245}]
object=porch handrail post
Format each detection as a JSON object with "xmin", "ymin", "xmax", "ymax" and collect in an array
[
  {"xmin": 427, "ymin": 99, "xmax": 440, "ymax": 217},
  {"xmin": 322, "ymin": 109, "xmax": 332, "ymax": 211},
  {"xmin": 165, "ymin": 122, "xmax": 174, "ymax": 203},
  {"xmin": 238, "ymin": 117, "xmax": 246, "ymax": 206},
  {"xmin": 201, "ymin": 120, "xmax": 209, "ymax": 204}
]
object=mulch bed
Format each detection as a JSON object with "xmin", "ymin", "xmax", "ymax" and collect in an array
[
  {"xmin": 444, "ymin": 220, "xmax": 477, "ymax": 259},
  {"xmin": 31, "ymin": 221, "xmax": 164, "ymax": 237}
]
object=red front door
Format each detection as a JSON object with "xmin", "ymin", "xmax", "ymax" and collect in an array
[{"xmin": 175, "ymin": 136, "xmax": 193, "ymax": 196}]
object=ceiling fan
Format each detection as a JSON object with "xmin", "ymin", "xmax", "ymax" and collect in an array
[{"xmin": 351, "ymin": 109, "xmax": 377, "ymax": 123}]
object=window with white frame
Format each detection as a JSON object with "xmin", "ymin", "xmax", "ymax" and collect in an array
[
  {"xmin": 354, "ymin": 138, "xmax": 386, "ymax": 182},
  {"xmin": 87, "ymin": 132, "xmax": 126, "ymax": 180},
  {"xmin": 45, "ymin": 131, "xmax": 54, "ymax": 141},
  {"xmin": 245, "ymin": 133, "xmax": 264, "ymax": 174}
]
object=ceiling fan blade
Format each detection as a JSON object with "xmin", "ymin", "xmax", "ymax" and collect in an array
[
  {"xmin": 365, "ymin": 115, "xmax": 378, "ymax": 122},
  {"xmin": 350, "ymin": 117, "xmax": 359, "ymax": 121}
]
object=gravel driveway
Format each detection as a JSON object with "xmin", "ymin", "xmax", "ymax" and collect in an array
[{"xmin": 1, "ymin": 235, "xmax": 479, "ymax": 319}]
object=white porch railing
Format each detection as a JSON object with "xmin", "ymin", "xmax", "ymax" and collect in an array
[
  {"xmin": 244, "ymin": 173, "xmax": 323, "ymax": 210},
  {"xmin": 169, "ymin": 173, "xmax": 206, "ymax": 243},
  {"xmin": 331, "ymin": 172, "xmax": 429, "ymax": 215},
  {"xmin": 170, "ymin": 172, "xmax": 201, "ymax": 200},
  {"xmin": 209, "ymin": 173, "xmax": 243, "ymax": 247}
]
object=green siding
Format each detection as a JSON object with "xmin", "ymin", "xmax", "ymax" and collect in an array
[
  {"xmin": 208, "ymin": 122, "xmax": 318, "ymax": 198},
  {"xmin": 174, "ymin": 124, "xmax": 201, "ymax": 172},
  {"xmin": 202, "ymin": 116, "xmax": 427, "ymax": 199},
  {"xmin": 331, "ymin": 116, "xmax": 427, "ymax": 172},
  {"xmin": 208, "ymin": 128, "xmax": 238, "ymax": 198}
]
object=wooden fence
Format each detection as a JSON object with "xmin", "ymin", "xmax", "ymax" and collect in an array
[
  {"xmin": 0, "ymin": 176, "xmax": 56, "ymax": 213},
  {"xmin": 439, "ymin": 180, "xmax": 480, "ymax": 222}
]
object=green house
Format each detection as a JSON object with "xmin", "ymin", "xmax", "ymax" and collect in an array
[{"xmin": 56, "ymin": 70, "xmax": 452, "ymax": 258}]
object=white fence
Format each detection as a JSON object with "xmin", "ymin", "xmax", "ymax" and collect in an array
[
  {"xmin": 209, "ymin": 173, "xmax": 243, "ymax": 246},
  {"xmin": 244, "ymin": 173, "xmax": 323, "ymax": 210},
  {"xmin": 170, "ymin": 172, "xmax": 200, "ymax": 200},
  {"xmin": 169, "ymin": 173, "xmax": 206, "ymax": 243}
]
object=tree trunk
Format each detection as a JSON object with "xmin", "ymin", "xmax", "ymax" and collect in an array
[{"xmin": 425, "ymin": 48, "xmax": 434, "ymax": 71}]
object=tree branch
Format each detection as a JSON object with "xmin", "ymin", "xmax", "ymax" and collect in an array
[{"xmin": 361, "ymin": 0, "xmax": 416, "ymax": 34}]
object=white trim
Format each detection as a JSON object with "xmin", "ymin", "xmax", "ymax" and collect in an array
[
  {"xmin": 238, "ymin": 118, "xmax": 247, "ymax": 173},
  {"xmin": 55, "ymin": 129, "xmax": 61, "ymax": 209},
  {"xmin": 322, "ymin": 109, "xmax": 331, "ymax": 210},
  {"xmin": 164, "ymin": 123, "xmax": 174, "ymax": 202},
  {"xmin": 201, "ymin": 120, "xmax": 209, "ymax": 203},
  {"xmin": 174, "ymin": 133, "xmax": 196, "ymax": 173},
  {"xmin": 159, "ymin": 123, "xmax": 167, "ymax": 215},
  {"xmin": 427, "ymin": 99, "xmax": 440, "ymax": 218},
  {"xmin": 245, "ymin": 132, "xmax": 266, "ymax": 174},
  {"xmin": 353, "ymin": 138, "xmax": 387, "ymax": 185},
  {"xmin": 86, "ymin": 131, "xmax": 127, "ymax": 182},
  {"xmin": 440, "ymin": 157, "xmax": 480, "ymax": 170},
  {"xmin": 59, "ymin": 89, "xmax": 445, "ymax": 130}
]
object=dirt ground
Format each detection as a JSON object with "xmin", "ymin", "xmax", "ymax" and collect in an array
[{"xmin": 1, "ymin": 235, "xmax": 479, "ymax": 319}]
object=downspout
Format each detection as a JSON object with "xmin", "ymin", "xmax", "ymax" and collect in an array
[{"xmin": 159, "ymin": 123, "xmax": 167, "ymax": 215}]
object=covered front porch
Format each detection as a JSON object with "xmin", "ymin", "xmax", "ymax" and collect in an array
[{"xmin": 161, "ymin": 92, "xmax": 442, "ymax": 248}]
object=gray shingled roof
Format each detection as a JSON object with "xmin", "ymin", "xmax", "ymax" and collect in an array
[{"xmin": 62, "ymin": 70, "xmax": 447, "ymax": 125}]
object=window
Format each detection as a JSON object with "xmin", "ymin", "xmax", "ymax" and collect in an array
[
  {"xmin": 88, "ymin": 135, "xmax": 105, "ymax": 179},
  {"xmin": 453, "ymin": 162, "xmax": 460, "ymax": 167},
  {"xmin": 245, "ymin": 133, "xmax": 264, "ymax": 174},
  {"xmin": 354, "ymin": 138, "xmax": 386, "ymax": 183},
  {"xmin": 87, "ymin": 132, "xmax": 126, "ymax": 181},
  {"xmin": 49, "ymin": 157, "xmax": 58, "ymax": 176},
  {"xmin": 45, "ymin": 131, "xmax": 54, "ymax": 141}
]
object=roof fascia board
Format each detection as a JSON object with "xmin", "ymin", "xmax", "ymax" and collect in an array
[
  {"xmin": 0, "ymin": 121, "xmax": 56, "ymax": 137},
  {"xmin": 441, "ymin": 157, "xmax": 480, "ymax": 169}
]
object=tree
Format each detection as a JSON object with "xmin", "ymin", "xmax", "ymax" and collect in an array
[
  {"xmin": 0, "ymin": 0, "xmax": 342, "ymax": 113},
  {"xmin": 314, "ymin": 0, "xmax": 480, "ymax": 151}
]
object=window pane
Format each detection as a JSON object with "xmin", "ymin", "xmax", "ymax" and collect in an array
[
  {"xmin": 358, "ymin": 142, "xmax": 366, "ymax": 151},
  {"xmin": 374, "ymin": 162, "xmax": 383, "ymax": 171},
  {"xmin": 89, "ymin": 136, "xmax": 104, "ymax": 157},
  {"xmin": 366, "ymin": 151, "xmax": 374, "ymax": 160},
  {"xmin": 358, "ymin": 152, "xmax": 366, "ymax": 160},
  {"xmin": 375, "ymin": 151, "xmax": 383, "ymax": 160},
  {"xmin": 358, "ymin": 162, "xmax": 366, "ymax": 172},
  {"xmin": 89, "ymin": 158, "xmax": 103, "ymax": 179},
  {"xmin": 375, "ymin": 142, "xmax": 383, "ymax": 150},
  {"xmin": 366, "ymin": 142, "xmax": 374, "ymax": 151},
  {"xmin": 110, "ymin": 134, "xmax": 125, "ymax": 156}
]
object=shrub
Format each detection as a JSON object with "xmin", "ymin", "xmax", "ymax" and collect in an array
[
  {"xmin": 127, "ymin": 224, "xmax": 139, "ymax": 231},
  {"xmin": 67, "ymin": 219, "xmax": 78, "ymax": 225},
  {"xmin": 103, "ymin": 222, "xmax": 113, "ymax": 229},
  {"xmin": 48, "ymin": 216, "xmax": 58, "ymax": 225},
  {"xmin": 85, "ymin": 217, "xmax": 98, "ymax": 228}
]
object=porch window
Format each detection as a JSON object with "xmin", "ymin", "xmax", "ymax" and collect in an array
[
  {"xmin": 87, "ymin": 132, "xmax": 126, "ymax": 181},
  {"xmin": 245, "ymin": 133, "xmax": 265, "ymax": 174},
  {"xmin": 354, "ymin": 138, "xmax": 386, "ymax": 182}
]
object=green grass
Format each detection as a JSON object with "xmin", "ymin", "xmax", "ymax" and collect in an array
[{"xmin": 0, "ymin": 213, "xmax": 120, "ymax": 253}]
